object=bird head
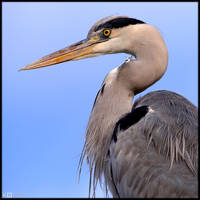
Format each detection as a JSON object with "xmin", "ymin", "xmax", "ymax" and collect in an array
[{"xmin": 19, "ymin": 16, "xmax": 145, "ymax": 71}]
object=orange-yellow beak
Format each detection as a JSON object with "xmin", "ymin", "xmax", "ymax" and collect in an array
[{"xmin": 19, "ymin": 36, "xmax": 103, "ymax": 71}]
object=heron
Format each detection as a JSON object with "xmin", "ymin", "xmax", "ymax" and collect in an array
[{"xmin": 19, "ymin": 16, "xmax": 198, "ymax": 198}]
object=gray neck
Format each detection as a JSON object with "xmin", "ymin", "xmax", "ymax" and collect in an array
[
  {"xmin": 80, "ymin": 24, "xmax": 168, "ymax": 196},
  {"xmin": 86, "ymin": 75, "xmax": 133, "ymax": 159},
  {"xmin": 81, "ymin": 75, "xmax": 133, "ymax": 197}
]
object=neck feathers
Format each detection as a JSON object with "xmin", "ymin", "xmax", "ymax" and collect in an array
[
  {"xmin": 79, "ymin": 68, "xmax": 134, "ymax": 196},
  {"xmin": 79, "ymin": 23, "xmax": 168, "ymax": 197},
  {"xmin": 116, "ymin": 24, "xmax": 168, "ymax": 94}
]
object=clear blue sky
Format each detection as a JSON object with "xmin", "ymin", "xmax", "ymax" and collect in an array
[{"xmin": 2, "ymin": 2, "xmax": 197, "ymax": 198}]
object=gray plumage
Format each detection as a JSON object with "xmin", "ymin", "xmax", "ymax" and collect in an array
[
  {"xmin": 78, "ymin": 16, "xmax": 198, "ymax": 198},
  {"xmin": 20, "ymin": 15, "xmax": 198, "ymax": 198},
  {"xmin": 108, "ymin": 90, "xmax": 198, "ymax": 197},
  {"xmin": 79, "ymin": 60, "xmax": 198, "ymax": 198}
]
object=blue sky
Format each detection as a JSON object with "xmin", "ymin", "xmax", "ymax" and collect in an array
[{"xmin": 2, "ymin": 2, "xmax": 197, "ymax": 198}]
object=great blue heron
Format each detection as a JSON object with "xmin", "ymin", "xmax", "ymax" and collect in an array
[{"xmin": 19, "ymin": 16, "xmax": 198, "ymax": 198}]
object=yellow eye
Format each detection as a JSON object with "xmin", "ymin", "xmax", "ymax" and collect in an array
[{"xmin": 103, "ymin": 29, "xmax": 111, "ymax": 37}]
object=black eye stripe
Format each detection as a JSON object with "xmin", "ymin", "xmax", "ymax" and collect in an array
[{"xmin": 94, "ymin": 17, "xmax": 145, "ymax": 32}]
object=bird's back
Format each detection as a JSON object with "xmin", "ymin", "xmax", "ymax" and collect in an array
[{"xmin": 108, "ymin": 90, "xmax": 198, "ymax": 197}]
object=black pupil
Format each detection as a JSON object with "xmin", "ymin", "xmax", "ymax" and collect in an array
[{"xmin": 105, "ymin": 30, "xmax": 109, "ymax": 35}]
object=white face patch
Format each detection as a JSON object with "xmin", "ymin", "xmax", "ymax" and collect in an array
[{"xmin": 93, "ymin": 37, "xmax": 122, "ymax": 54}]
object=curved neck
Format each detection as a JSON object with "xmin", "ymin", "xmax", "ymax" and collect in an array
[
  {"xmin": 118, "ymin": 24, "xmax": 168, "ymax": 95},
  {"xmin": 80, "ymin": 24, "xmax": 168, "ymax": 196}
]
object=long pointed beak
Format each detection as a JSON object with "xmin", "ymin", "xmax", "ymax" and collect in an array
[{"xmin": 19, "ymin": 37, "xmax": 102, "ymax": 71}]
